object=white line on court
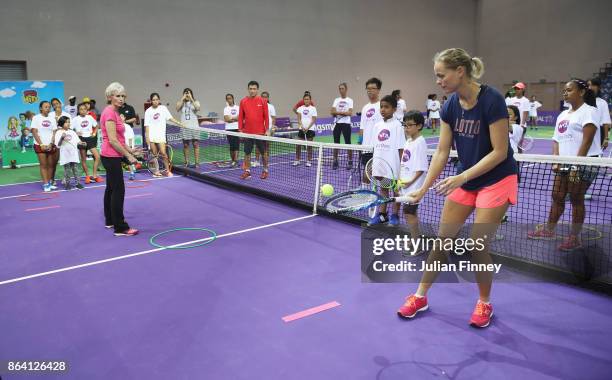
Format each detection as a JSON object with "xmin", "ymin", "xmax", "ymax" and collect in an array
[
  {"xmin": 0, "ymin": 214, "xmax": 317, "ymax": 287},
  {"xmin": 0, "ymin": 175, "xmax": 181, "ymax": 201}
]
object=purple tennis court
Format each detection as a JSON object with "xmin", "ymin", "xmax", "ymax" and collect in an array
[{"xmin": 2, "ymin": 173, "xmax": 612, "ymax": 379}]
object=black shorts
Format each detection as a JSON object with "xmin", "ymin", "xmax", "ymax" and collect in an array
[
  {"xmin": 298, "ymin": 130, "xmax": 315, "ymax": 139},
  {"xmin": 403, "ymin": 203, "xmax": 419, "ymax": 215},
  {"xmin": 333, "ymin": 123, "xmax": 352, "ymax": 144},
  {"xmin": 79, "ymin": 136, "xmax": 98, "ymax": 150},
  {"xmin": 227, "ymin": 134, "xmax": 240, "ymax": 151},
  {"xmin": 361, "ymin": 152, "xmax": 373, "ymax": 167},
  {"xmin": 243, "ymin": 138, "xmax": 266, "ymax": 155}
]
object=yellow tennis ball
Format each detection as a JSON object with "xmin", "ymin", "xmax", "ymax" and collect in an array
[{"xmin": 321, "ymin": 184, "xmax": 334, "ymax": 197}]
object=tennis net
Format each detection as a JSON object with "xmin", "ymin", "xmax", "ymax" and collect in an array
[{"xmin": 163, "ymin": 124, "xmax": 612, "ymax": 287}]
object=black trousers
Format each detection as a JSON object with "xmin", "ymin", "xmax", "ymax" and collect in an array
[{"xmin": 101, "ymin": 156, "xmax": 130, "ymax": 232}]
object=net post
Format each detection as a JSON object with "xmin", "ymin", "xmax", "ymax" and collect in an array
[{"xmin": 312, "ymin": 145, "xmax": 324, "ymax": 215}]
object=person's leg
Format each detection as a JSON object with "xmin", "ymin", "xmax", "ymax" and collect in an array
[
  {"xmin": 36, "ymin": 152, "xmax": 49, "ymax": 185},
  {"xmin": 404, "ymin": 204, "xmax": 421, "ymax": 239},
  {"xmin": 149, "ymin": 143, "xmax": 161, "ymax": 175},
  {"xmin": 104, "ymin": 157, "xmax": 130, "ymax": 232},
  {"xmin": 79, "ymin": 148, "xmax": 90, "ymax": 179},
  {"xmin": 50, "ymin": 149, "xmax": 59, "ymax": 185},
  {"xmin": 72, "ymin": 163, "xmax": 81, "ymax": 186},
  {"xmin": 63, "ymin": 163, "xmax": 72, "ymax": 188},
  {"xmin": 101, "ymin": 157, "xmax": 114, "ymax": 227},
  {"xmin": 471, "ymin": 203, "xmax": 510, "ymax": 303},
  {"xmin": 158, "ymin": 142, "xmax": 171, "ymax": 174},
  {"xmin": 91, "ymin": 148, "xmax": 102, "ymax": 179},
  {"xmin": 193, "ymin": 140, "xmax": 200, "ymax": 167},
  {"xmin": 343, "ymin": 124, "xmax": 353, "ymax": 167},
  {"xmin": 332, "ymin": 124, "xmax": 341, "ymax": 165},
  {"xmin": 415, "ymin": 199, "xmax": 475, "ymax": 295},
  {"xmin": 241, "ymin": 139, "xmax": 253, "ymax": 178},
  {"xmin": 306, "ymin": 134, "xmax": 314, "ymax": 162},
  {"xmin": 183, "ymin": 140, "xmax": 190, "ymax": 165}
]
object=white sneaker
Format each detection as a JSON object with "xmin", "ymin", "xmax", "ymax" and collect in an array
[
  {"xmin": 305, "ymin": 161, "xmax": 312, "ymax": 167},
  {"xmin": 292, "ymin": 161, "xmax": 301, "ymax": 166}
]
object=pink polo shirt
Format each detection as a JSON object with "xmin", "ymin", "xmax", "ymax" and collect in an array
[{"xmin": 100, "ymin": 105, "xmax": 126, "ymax": 158}]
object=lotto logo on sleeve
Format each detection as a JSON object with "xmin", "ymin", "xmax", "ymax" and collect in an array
[
  {"xmin": 401, "ymin": 150, "xmax": 411, "ymax": 162},
  {"xmin": 377, "ymin": 129, "xmax": 390, "ymax": 142},
  {"xmin": 557, "ymin": 120, "xmax": 569, "ymax": 133},
  {"xmin": 42, "ymin": 120, "xmax": 51, "ymax": 128},
  {"xmin": 153, "ymin": 113, "xmax": 160, "ymax": 120},
  {"xmin": 366, "ymin": 108, "xmax": 375, "ymax": 118}
]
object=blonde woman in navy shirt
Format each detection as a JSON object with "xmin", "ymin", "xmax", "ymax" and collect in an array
[{"xmin": 397, "ymin": 48, "xmax": 518, "ymax": 328}]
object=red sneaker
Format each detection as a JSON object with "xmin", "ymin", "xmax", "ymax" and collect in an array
[
  {"xmin": 527, "ymin": 227, "xmax": 555, "ymax": 240},
  {"xmin": 558, "ymin": 235, "xmax": 582, "ymax": 251},
  {"xmin": 114, "ymin": 228, "xmax": 139, "ymax": 237},
  {"xmin": 94, "ymin": 177, "xmax": 104, "ymax": 183},
  {"xmin": 260, "ymin": 171, "xmax": 269, "ymax": 179},
  {"xmin": 240, "ymin": 171, "xmax": 251, "ymax": 180},
  {"xmin": 397, "ymin": 295, "xmax": 428, "ymax": 319},
  {"xmin": 85, "ymin": 177, "xmax": 91, "ymax": 184},
  {"xmin": 469, "ymin": 300, "xmax": 493, "ymax": 328}
]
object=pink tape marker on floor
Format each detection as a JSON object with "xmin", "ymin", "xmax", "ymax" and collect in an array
[
  {"xmin": 25, "ymin": 205, "xmax": 61, "ymax": 212},
  {"xmin": 282, "ymin": 301, "xmax": 341, "ymax": 323},
  {"xmin": 125, "ymin": 193, "xmax": 153, "ymax": 199}
]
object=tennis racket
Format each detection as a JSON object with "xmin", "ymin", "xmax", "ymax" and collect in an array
[
  {"xmin": 324, "ymin": 189, "xmax": 415, "ymax": 214},
  {"xmin": 212, "ymin": 160, "xmax": 235, "ymax": 168},
  {"xmin": 518, "ymin": 135, "xmax": 534, "ymax": 152},
  {"xmin": 365, "ymin": 156, "xmax": 400, "ymax": 189}
]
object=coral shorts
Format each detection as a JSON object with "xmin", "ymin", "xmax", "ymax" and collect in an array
[{"xmin": 448, "ymin": 174, "xmax": 518, "ymax": 209}]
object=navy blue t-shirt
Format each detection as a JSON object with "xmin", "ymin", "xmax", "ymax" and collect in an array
[{"xmin": 441, "ymin": 85, "xmax": 517, "ymax": 190}]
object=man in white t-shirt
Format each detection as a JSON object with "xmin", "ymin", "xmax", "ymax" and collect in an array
[
  {"xmin": 331, "ymin": 82, "xmax": 354, "ymax": 169},
  {"xmin": 359, "ymin": 77, "xmax": 383, "ymax": 183},
  {"xmin": 223, "ymin": 93, "xmax": 240, "ymax": 167}
]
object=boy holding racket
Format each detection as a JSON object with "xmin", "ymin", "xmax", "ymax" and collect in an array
[
  {"xmin": 368, "ymin": 95, "xmax": 405, "ymax": 226},
  {"xmin": 399, "ymin": 110, "xmax": 429, "ymax": 239}
]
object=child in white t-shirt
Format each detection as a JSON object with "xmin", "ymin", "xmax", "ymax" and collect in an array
[
  {"xmin": 293, "ymin": 94, "xmax": 317, "ymax": 167},
  {"xmin": 54, "ymin": 116, "xmax": 85, "ymax": 189},
  {"xmin": 529, "ymin": 95, "xmax": 542, "ymax": 130},
  {"xmin": 368, "ymin": 95, "xmax": 406, "ymax": 226},
  {"xmin": 399, "ymin": 110, "xmax": 429, "ymax": 240},
  {"xmin": 507, "ymin": 105, "xmax": 523, "ymax": 153}
]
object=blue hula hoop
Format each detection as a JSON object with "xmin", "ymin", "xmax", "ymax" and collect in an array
[{"xmin": 149, "ymin": 227, "xmax": 217, "ymax": 249}]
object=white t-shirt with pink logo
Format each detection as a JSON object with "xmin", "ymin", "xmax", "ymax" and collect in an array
[
  {"xmin": 399, "ymin": 135, "xmax": 429, "ymax": 196},
  {"xmin": 224, "ymin": 105, "xmax": 240, "ymax": 130},
  {"xmin": 144, "ymin": 105, "xmax": 173, "ymax": 143},
  {"xmin": 372, "ymin": 118, "xmax": 405, "ymax": 179},
  {"xmin": 333, "ymin": 97, "xmax": 354, "ymax": 124},
  {"xmin": 553, "ymin": 103, "xmax": 601, "ymax": 157},
  {"xmin": 505, "ymin": 96, "xmax": 530, "ymax": 124},
  {"xmin": 360, "ymin": 101, "xmax": 382, "ymax": 147},
  {"xmin": 394, "ymin": 98, "xmax": 407, "ymax": 121},
  {"xmin": 54, "ymin": 129, "xmax": 81, "ymax": 165},
  {"xmin": 72, "ymin": 115, "xmax": 98, "ymax": 137},
  {"xmin": 31, "ymin": 114, "xmax": 57, "ymax": 145},
  {"xmin": 297, "ymin": 105, "xmax": 317, "ymax": 130}
]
